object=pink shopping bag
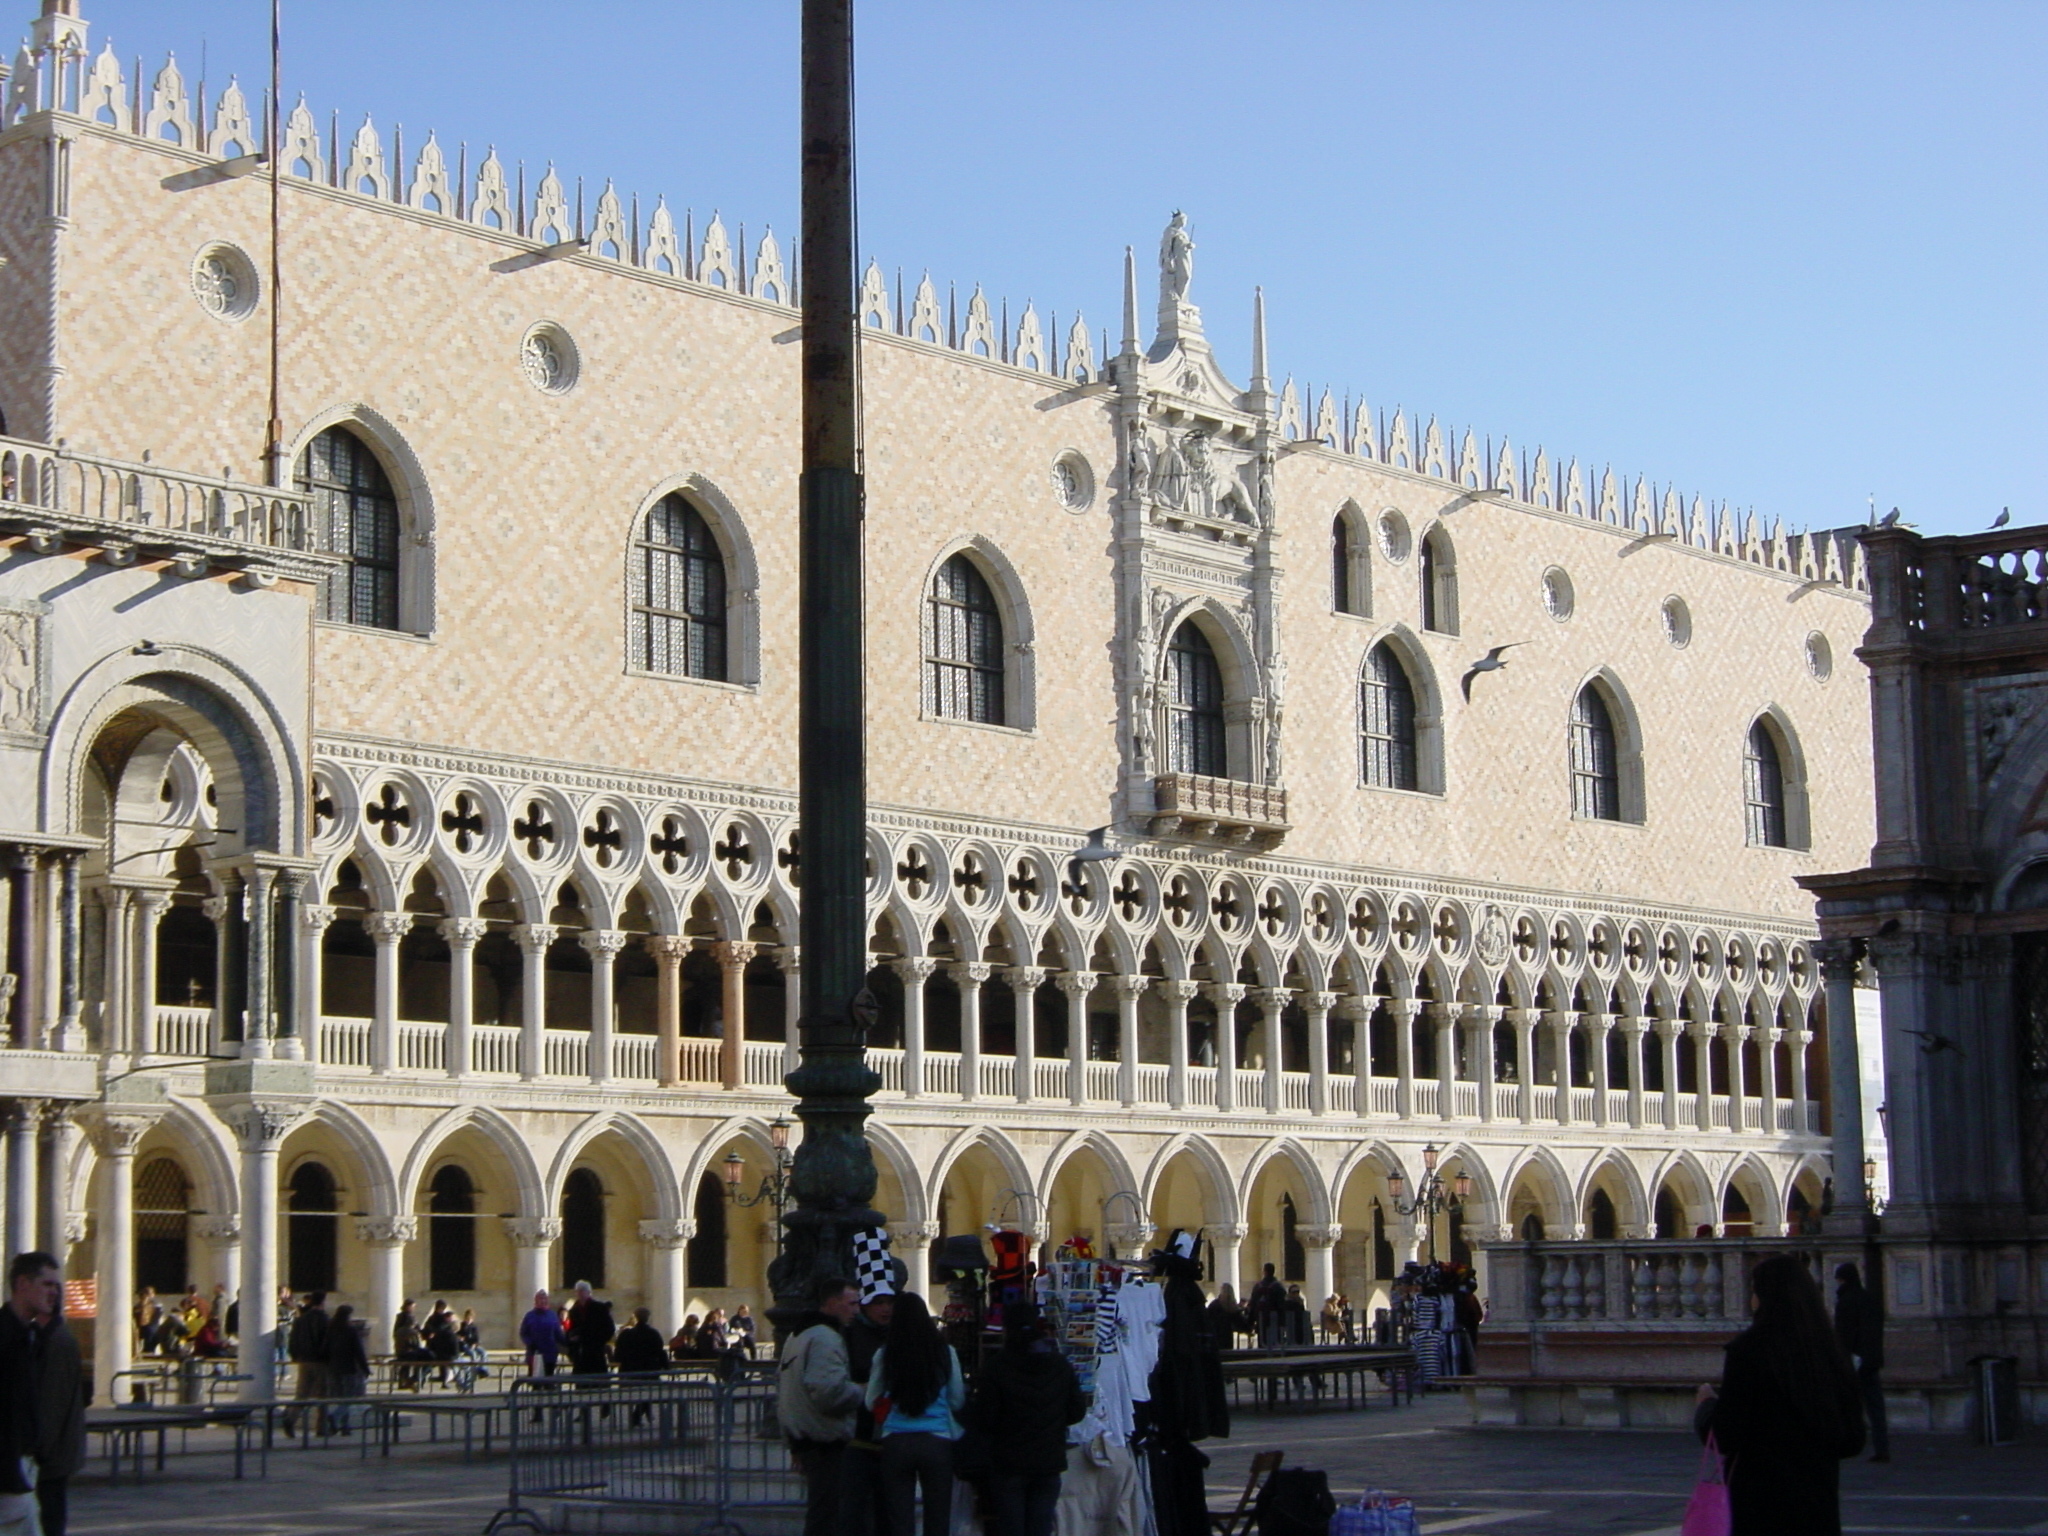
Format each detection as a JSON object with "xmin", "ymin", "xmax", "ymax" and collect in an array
[{"xmin": 1681, "ymin": 1434, "xmax": 1731, "ymax": 1536}]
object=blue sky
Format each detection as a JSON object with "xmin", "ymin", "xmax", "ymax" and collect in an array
[{"xmin": 80, "ymin": 0, "xmax": 2045, "ymax": 539}]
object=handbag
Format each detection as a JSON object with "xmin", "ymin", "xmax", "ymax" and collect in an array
[{"xmin": 1680, "ymin": 1435, "xmax": 1731, "ymax": 1536}]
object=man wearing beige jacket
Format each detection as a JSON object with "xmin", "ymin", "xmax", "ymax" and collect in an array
[{"xmin": 777, "ymin": 1277, "xmax": 863, "ymax": 1536}]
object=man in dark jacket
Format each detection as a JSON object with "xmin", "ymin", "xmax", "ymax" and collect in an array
[
  {"xmin": 14, "ymin": 1252, "xmax": 84, "ymax": 1536},
  {"xmin": 1834, "ymin": 1262, "xmax": 1889, "ymax": 1462},
  {"xmin": 281, "ymin": 1291, "xmax": 329, "ymax": 1435},
  {"xmin": 614, "ymin": 1306, "xmax": 668, "ymax": 1427},
  {"xmin": 964, "ymin": 1302, "xmax": 1086, "ymax": 1536},
  {"xmin": 0, "ymin": 1252, "xmax": 44, "ymax": 1532},
  {"xmin": 1246, "ymin": 1263, "xmax": 1285, "ymax": 1348},
  {"xmin": 842, "ymin": 1283, "xmax": 895, "ymax": 1536},
  {"xmin": 563, "ymin": 1280, "xmax": 615, "ymax": 1382}
]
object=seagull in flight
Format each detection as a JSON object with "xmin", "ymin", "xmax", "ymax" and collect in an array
[
  {"xmin": 1068, "ymin": 825, "xmax": 1119, "ymax": 886},
  {"xmin": 1461, "ymin": 643, "xmax": 1527, "ymax": 702},
  {"xmin": 1904, "ymin": 1028, "xmax": 1963, "ymax": 1059}
]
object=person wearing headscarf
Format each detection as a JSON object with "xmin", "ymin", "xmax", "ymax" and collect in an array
[{"xmin": 1696, "ymin": 1255, "xmax": 1866, "ymax": 1535}]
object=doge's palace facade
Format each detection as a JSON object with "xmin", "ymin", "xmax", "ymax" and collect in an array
[{"xmin": 0, "ymin": 8, "xmax": 1878, "ymax": 1396}]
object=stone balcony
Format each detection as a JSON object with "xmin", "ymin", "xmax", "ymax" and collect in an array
[{"xmin": 1150, "ymin": 771, "xmax": 1290, "ymax": 848}]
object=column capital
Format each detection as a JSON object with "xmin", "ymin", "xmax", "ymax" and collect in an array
[
  {"xmin": 1251, "ymin": 986, "xmax": 1292, "ymax": 1012},
  {"xmin": 1814, "ymin": 938, "xmax": 1862, "ymax": 982},
  {"xmin": 132, "ymin": 887, "xmax": 174, "ymax": 916},
  {"xmin": 216, "ymin": 1096, "xmax": 310, "ymax": 1151},
  {"xmin": 354, "ymin": 1215, "xmax": 418, "ymax": 1248},
  {"xmin": 1201, "ymin": 1221, "xmax": 1249, "ymax": 1244},
  {"xmin": 1203, "ymin": 981, "xmax": 1246, "ymax": 1007},
  {"xmin": 300, "ymin": 902, "xmax": 337, "ymax": 935},
  {"xmin": 889, "ymin": 1218, "xmax": 942, "ymax": 1244},
  {"xmin": 95, "ymin": 884, "xmax": 133, "ymax": 913},
  {"xmin": 1654, "ymin": 1015, "xmax": 1685, "ymax": 1041},
  {"xmin": 1297, "ymin": 1222, "xmax": 1343, "ymax": 1249},
  {"xmin": 1618, "ymin": 1014, "xmax": 1649, "ymax": 1038},
  {"xmin": 512, "ymin": 922, "xmax": 558, "ymax": 955},
  {"xmin": 1541, "ymin": 1009, "xmax": 1576, "ymax": 1032},
  {"xmin": 951, "ymin": 961, "xmax": 993, "ymax": 988},
  {"xmin": 1386, "ymin": 997, "xmax": 1425, "ymax": 1021},
  {"xmin": 363, "ymin": 911, "xmax": 413, "ymax": 944},
  {"xmin": 1583, "ymin": 1011, "xmax": 1616, "ymax": 1033},
  {"xmin": 637, "ymin": 1217, "xmax": 696, "ymax": 1250},
  {"xmin": 1110, "ymin": 974, "xmax": 1152, "ymax": 1001},
  {"xmin": 1758, "ymin": 1025, "xmax": 1784, "ymax": 1046},
  {"xmin": 1159, "ymin": 979, "xmax": 1200, "ymax": 1003},
  {"xmin": 1301, "ymin": 990, "xmax": 1338, "ymax": 1014},
  {"xmin": 1000, "ymin": 965, "xmax": 1047, "ymax": 993},
  {"xmin": 1055, "ymin": 970, "xmax": 1097, "ymax": 999},
  {"xmin": 643, "ymin": 933, "xmax": 690, "ymax": 962},
  {"xmin": 503, "ymin": 1216, "xmax": 563, "ymax": 1249},
  {"xmin": 194, "ymin": 1216, "xmax": 242, "ymax": 1245},
  {"xmin": 3, "ymin": 1099, "xmax": 45, "ymax": 1135},
  {"xmin": 1332, "ymin": 993, "xmax": 1373, "ymax": 1021},
  {"xmin": 711, "ymin": 939, "xmax": 758, "ymax": 971},
  {"xmin": 579, "ymin": 928, "xmax": 629, "ymax": 960},
  {"xmin": 1685, "ymin": 1018, "xmax": 1717, "ymax": 1041},
  {"xmin": 1785, "ymin": 1028, "xmax": 1812, "ymax": 1046},
  {"xmin": 1723, "ymin": 1022, "xmax": 1753, "ymax": 1043},
  {"xmin": 774, "ymin": 944, "xmax": 801, "ymax": 975},
  {"xmin": 1105, "ymin": 1220, "xmax": 1155, "ymax": 1251},
  {"xmin": 199, "ymin": 895, "xmax": 229, "ymax": 923},
  {"xmin": 891, "ymin": 956, "xmax": 940, "ymax": 986},
  {"xmin": 438, "ymin": 917, "xmax": 489, "ymax": 949},
  {"xmin": 81, "ymin": 1107, "xmax": 159, "ymax": 1157}
]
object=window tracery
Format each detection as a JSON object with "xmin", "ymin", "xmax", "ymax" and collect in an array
[
  {"xmin": 1360, "ymin": 643, "xmax": 1419, "ymax": 791},
  {"xmin": 1166, "ymin": 622, "xmax": 1226, "ymax": 777},
  {"xmin": 1570, "ymin": 685, "xmax": 1622, "ymax": 821},
  {"xmin": 299, "ymin": 426, "xmax": 401, "ymax": 631},
  {"xmin": 925, "ymin": 554, "xmax": 1005, "ymax": 724}
]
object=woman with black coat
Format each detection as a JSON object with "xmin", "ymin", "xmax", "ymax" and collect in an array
[
  {"xmin": 325, "ymin": 1305, "xmax": 371, "ymax": 1434},
  {"xmin": 1695, "ymin": 1255, "xmax": 1866, "ymax": 1535},
  {"xmin": 963, "ymin": 1302, "xmax": 1086, "ymax": 1536}
]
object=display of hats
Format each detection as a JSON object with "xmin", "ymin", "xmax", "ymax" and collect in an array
[{"xmin": 932, "ymin": 1233, "xmax": 991, "ymax": 1276}]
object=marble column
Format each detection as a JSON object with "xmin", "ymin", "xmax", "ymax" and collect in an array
[
  {"xmin": 85, "ymin": 1109, "xmax": 159, "ymax": 1406},
  {"xmin": 1057, "ymin": 971, "xmax": 1094, "ymax": 1107},
  {"xmin": 1726, "ymin": 1023, "xmax": 1752, "ymax": 1133},
  {"xmin": 1162, "ymin": 980, "xmax": 1198, "ymax": 1110},
  {"xmin": 1657, "ymin": 1019, "xmax": 1684, "ymax": 1131},
  {"xmin": 1112, "ymin": 975, "xmax": 1148, "ymax": 1108},
  {"xmin": 6, "ymin": 849, "xmax": 35, "ymax": 1047},
  {"xmin": 38, "ymin": 1106, "xmax": 76, "ymax": 1263},
  {"xmin": 1303, "ymin": 991, "xmax": 1335, "ymax": 1117},
  {"xmin": 504, "ymin": 1217, "xmax": 563, "ymax": 1320},
  {"xmin": 273, "ymin": 871, "xmax": 306, "ymax": 1060},
  {"xmin": 711, "ymin": 939, "xmax": 756, "ymax": 1090},
  {"xmin": 1620, "ymin": 1015, "xmax": 1648, "ymax": 1129},
  {"xmin": 1248, "ymin": 988, "xmax": 1285, "ymax": 1115},
  {"xmin": 132, "ymin": 890, "xmax": 170, "ymax": 1058},
  {"xmin": 1588, "ymin": 1013, "xmax": 1615, "ymax": 1129},
  {"xmin": 512, "ymin": 923, "xmax": 555, "ymax": 1081},
  {"xmin": 356, "ymin": 1217, "xmax": 416, "ymax": 1355},
  {"xmin": 1688, "ymin": 1021, "xmax": 1716, "ymax": 1132},
  {"xmin": 195, "ymin": 1216, "xmax": 241, "ymax": 1303},
  {"xmin": 1430, "ymin": 1002, "xmax": 1457, "ymax": 1122},
  {"xmin": 1758, "ymin": 1025, "xmax": 1782, "ymax": 1135},
  {"xmin": 239, "ymin": 864, "xmax": 275, "ymax": 1057},
  {"xmin": 1786, "ymin": 1028, "xmax": 1813, "ymax": 1135},
  {"xmin": 364, "ymin": 912, "xmax": 410, "ymax": 1075},
  {"xmin": 1817, "ymin": 943, "xmax": 1863, "ymax": 1199},
  {"xmin": 220, "ymin": 1097, "xmax": 309, "ymax": 1402},
  {"xmin": 1205, "ymin": 982, "xmax": 1245, "ymax": 1114},
  {"xmin": 299, "ymin": 904, "xmax": 334, "ymax": 1064},
  {"xmin": 637, "ymin": 1218, "xmax": 693, "ymax": 1333},
  {"xmin": 645, "ymin": 935, "xmax": 687, "ymax": 1087},
  {"xmin": 5, "ymin": 1101, "xmax": 39, "ymax": 1260},
  {"xmin": 890, "ymin": 1219, "xmax": 938, "ymax": 1303},
  {"xmin": 1205, "ymin": 1221, "xmax": 1247, "ymax": 1301},
  {"xmin": 54, "ymin": 852, "xmax": 83, "ymax": 1051},
  {"xmin": 1545, "ymin": 1010, "xmax": 1575, "ymax": 1126},
  {"xmin": 97, "ymin": 887, "xmax": 133, "ymax": 1056},
  {"xmin": 1507, "ymin": 1006, "xmax": 1538, "ymax": 1124},
  {"xmin": 953, "ymin": 962, "xmax": 990, "ymax": 1102},
  {"xmin": 1002, "ymin": 966, "xmax": 1046, "ymax": 1104},
  {"xmin": 1388, "ymin": 998, "xmax": 1421, "ymax": 1120},
  {"xmin": 891, "ymin": 957, "xmax": 937, "ymax": 1099},
  {"xmin": 1337, "ymin": 997, "xmax": 1371, "ymax": 1117},
  {"xmin": 1468, "ymin": 1005, "xmax": 1499, "ymax": 1123},
  {"xmin": 776, "ymin": 946, "xmax": 801, "ymax": 1078},
  {"xmin": 582, "ymin": 930, "xmax": 628, "ymax": 1086},
  {"xmin": 1300, "ymin": 1223, "xmax": 1342, "ymax": 1319},
  {"xmin": 440, "ymin": 918, "xmax": 487, "ymax": 1079}
]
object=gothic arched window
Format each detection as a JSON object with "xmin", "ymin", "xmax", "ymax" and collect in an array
[
  {"xmin": 1744, "ymin": 719, "xmax": 1788, "ymax": 847},
  {"xmin": 299, "ymin": 426, "xmax": 401, "ymax": 631},
  {"xmin": 428, "ymin": 1164, "xmax": 477, "ymax": 1293},
  {"xmin": 1570, "ymin": 684, "xmax": 1623, "ymax": 821},
  {"xmin": 633, "ymin": 494, "xmax": 728, "ymax": 680},
  {"xmin": 1359, "ymin": 643, "xmax": 1419, "ymax": 790},
  {"xmin": 287, "ymin": 1161, "xmax": 339, "ymax": 1295},
  {"xmin": 1166, "ymin": 622, "xmax": 1227, "ymax": 777},
  {"xmin": 925, "ymin": 554, "xmax": 1005, "ymax": 724},
  {"xmin": 1332, "ymin": 515, "xmax": 1353, "ymax": 614},
  {"xmin": 560, "ymin": 1166, "xmax": 606, "ymax": 1290},
  {"xmin": 1419, "ymin": 526, "xmax": 1458, "ymax": 634}
]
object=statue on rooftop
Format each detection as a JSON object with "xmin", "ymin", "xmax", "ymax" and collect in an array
[{"xmin": 1160, "ymin": 211, "xmax": 1194, "ymax": 309}]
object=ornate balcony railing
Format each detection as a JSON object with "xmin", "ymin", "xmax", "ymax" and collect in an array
[
  {"xmin": 1149, "ymin": 772, "xmax": 1290, "ymax": 847},
  {"xmin": 1478, "ymin": 1237, "xmax": 1828, "ymax": 1329}
]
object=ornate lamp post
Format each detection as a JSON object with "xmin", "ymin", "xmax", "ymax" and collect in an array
[
  {"xmin": 725, "ymin": 1118, "xmax": 797, "ymax": 1220},
  {"xmin": 1386, "ymin": 1143, "xmax": 1471, "ymax": 1266}
]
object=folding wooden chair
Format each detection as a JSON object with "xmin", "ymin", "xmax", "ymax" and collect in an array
[{"xmin": 1211, "ymin": 1449, "xmax": 1284, "ymax": 1536}]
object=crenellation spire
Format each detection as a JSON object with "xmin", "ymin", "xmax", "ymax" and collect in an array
[{"xmin": 1120, "ymin": 245, "xmax": 1139, "ymax": 358}]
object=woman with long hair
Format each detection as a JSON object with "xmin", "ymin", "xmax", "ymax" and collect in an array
[
  {"xmin": 864, "ymin": 1290, "xmax": 966, "ymax": 1536},
  {"xmin": 962, "ymin": 1302, "xmax": 1086, "ymax": 1536},
  {"xmin": 1696, "ymin": 1254, "xmax": 1866, "ymax": 1534}
]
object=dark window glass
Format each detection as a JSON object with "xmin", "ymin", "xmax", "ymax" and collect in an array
[
  {"xmin": 1167, "ymin": 623, "xmax": 1227, "ymax": 777},
  {"xmin": 1360, "ymin": 643, "xmax": 1419, "ymax": 790},
  {"xmin": 1280, "ymin": 1193, "xmax": 1305, "ymax": 1283},
  {"xmin": 287, "ymin": 1161, "xmax": 339, "ymax": 1294},
  {"xmin": 688, "ymin": 1172, "xmax": 727, "ymax": 1288},
  {"xmin": 1419, "ymin": 535, "xmax": 1439, "ymax": 631},
  {"xmin": 1588, "ymin": 1187, "xmax": 1618, "ymax": 1240},
  {"xmin": 428, "ymin": 1164, "xmax": 476, "ymax": 1293},
  {"xmin": 926, "ymin": 554, "xmax": 1005, "ymax": 724},
  {"xmin": 560, "ymin": 1167, "xmax": 606, "ymax": 1290},
  {"xmin": 1331, "ymin": 515, "xmax": 1351, "ymax": 613},
  {"xmin": 635, "ymin": 495, "xmax": 727, "ymax": 680},
  {"xmin": 1570, "ymin": 685, "xmax": 1622, "ymax": 820},
  {"xmin": 134, "ymin": 1156, "xmax": 191, "ymax": 1296},
  {"xmin": 1744, "ymin": 720, "xmax": 1788, "ymax": 847},
  {"xmin": 298, "ymin": 426, "xmax": 401, "ymax": 630}
]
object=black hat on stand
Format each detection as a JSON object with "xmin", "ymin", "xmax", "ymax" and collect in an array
[{"xmin": 932, "ymin": 1234, "xmax": 991, "ymax": 1277}]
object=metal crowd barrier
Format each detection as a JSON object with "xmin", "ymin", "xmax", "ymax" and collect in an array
[{"xmin": 484, "ymin": 1374, "xmax": 802, "ymax": 1536}]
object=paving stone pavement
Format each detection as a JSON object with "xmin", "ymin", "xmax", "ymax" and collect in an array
[{"xmin": 63, "ymin": 1394, "xmax": 2048, "ymax": 1536}]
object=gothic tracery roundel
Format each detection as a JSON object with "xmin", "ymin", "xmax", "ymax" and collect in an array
[
  {"xmin": 521, "ymin": 322, "xmax": 580, "ymax": 395},
  {"xmin": 1051, "ymin": 451, "xmax": 1094, "ymax": 512},
  {"xmin": 191, "ymin": 243, "xmax": 258, "ymax": 322}
]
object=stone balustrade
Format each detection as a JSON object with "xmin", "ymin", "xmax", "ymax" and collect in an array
[{"xmin": 1479, "ymin": 1237, "xmax": 1828, "ymax": 1327}]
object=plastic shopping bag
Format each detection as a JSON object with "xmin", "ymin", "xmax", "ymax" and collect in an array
[
  {"xmin": 1681, "ymin": 1435, "xmax": 1731, "ymax": 1536},
  {"xmin": 1332, "ymin": 1489, "xmax": 1419, "ymax": 1536}
]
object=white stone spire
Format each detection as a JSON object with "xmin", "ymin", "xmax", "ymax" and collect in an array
[{"xmin": 1120, "ymin": 245, "xmax": 1140, "ymax": 358}]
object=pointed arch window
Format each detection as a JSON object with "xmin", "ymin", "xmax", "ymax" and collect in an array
[
  {"xmin": 1744, "ymin": 719, "xmax": 1788, "ymax": 847},
  {"xmin": 135, "ymin": 1155, "xmax": 192, "ymax": 1296},
  {"xmin": 560, "ymin": 1167, "xmax": 606, "ymax": 1290},
  {"xmin": 287, "ymin": 1161, "xmax": 339, "ymax": 1294},
  {"xmin": 633, "ymin": 494, "xmax": 728, "ymax": 680},
  {"xmin": 926, "ymin": 554, "xmax": 1005, "ymax": 723},
  {"xmin": 1419, "ymin": 527, "xmax": 1458, "ymax": 634},
  {"xmin": 428, "ymin": 1164, "xmax": 477, "ymax": 1293},
  {"xmin": 688, "ymin": 1170, "xmax": 727, "ymax": 1288},
  {"xmin": 299, "ymin": 426, "xmax": 401, "ymax": 630},
  {"xmin": 1570, "ymin": 685, "xmax": 1622, "ymax": 821},
  {"xmin": 1332, "ymin": 515, "xmax": 1353, "ymax": 613},
  {"xmin": 1166, "ymin": 622, "xmax": 1227, "ymax": 777},
  {"xmin": 1360, "ymin": 643, "xmax": 1419, "ymax": 790}
]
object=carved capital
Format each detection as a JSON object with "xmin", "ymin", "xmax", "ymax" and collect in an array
[
  {"xmin": 1654, "ymin": 1017, "xmax": 1685, "ymax": 1041},
  {"xmin": 503, "ymin": 1217, "xmax": 563, "ymax": 1249},
  {"xmin": 951, "ymin": 961, "xmax": 993, "ymax": 988},
  {"xmin": 1618, "ymin": 1015, "xmax": 1649, "ymax": 1038},
  {"xmin": 1723, "ymin": 1023, "xmax": 1753, "ymax": 1043},
  {"xmin": 82, "ymin": 1108, "xmax": 161, "ymax": 1157},
  {"xmin": 1785, "ymin": 1028, "xmax": 1813, "ymax": 1047},
  {"xmin": 96, "ymin": 885, "xmax": 133, "ymax": 914},
  {"xmin": 1055, "ymin": 970, "xmax": 1098, "ymax": 1000},
  {"xmin": 1252, "ymin": 987, "xmax": 1292, "ymax": 1013},
  {"xmin": 888, "ymin": 1218, "xmax": 941, "ymax": 1246},
  {"xmin": 218, "ymin": 1098, "xmax": 309, "ymax": 1150},
  {"xmin": 637, "ymin": 1217, "xmax": 695, "ymax": 1250},
  {"xmin": 1297, "ymin": 1223, "xmax": 1343, "ymax": 1249},
  {"xmin": 579, "ymin": 928, "xmax": 629, "ymax": 960},
  {"xmin": 355, "ymin": 1215, "xmax": 418, "ymax": 1248},
  {"xmin": 364, "ymin": 911, "xmax": 413, "ymax": 944},
  {"xmin": 199, "ymin": 896, "xmax": 229, "ymax": 923},
  {"xmin": 643, "ymin": 934, "xmax": 690, "ymax": 963},
  {"xmin": 1105, "ymin": 1221, "xmax": 1156, "ymax": 1251},
  {"xmin": 1110, "ymin": 974, "xmax": 1152, "ymax": 1001},
  {"xmin": 1814, "ymin": 938, "xmax": 1863, "ymax": 984},
  {"xmin": 3, "ymin": 1099, "xmax": 44, "ymax": 1136},
  {"xmin": 1386, "ymin": 998, "xmax": 1425, "ymax": 1022},
  {"xmin": 710, "ymin": 939, "xmax": 758, "ymax": 972},
  {"xmin": 1759, "ymin": 1026, "xmax": 1784, "ymax": 1046},
  {"xmin": 1001, "ymin": 965, "xmax": 1047, "ymax": 994},
  {"xmin": 1160, "ymin": 979, "xmax": 1201, "ymax": 1004},
  {"xmin": 62, "ymin": 1212, "xmax": 87, "ymax": 1247},
  {"xmin": 194, "ymin": 1216, "xmax": 243, "ymax": 1245},
  {"xmin": 439, "ymin": 917, "xmax": 490, "ymax": 949},
  {"xmin": 1332, "ymin": 994, "xmax": 1373, "ymax": 1021},
  {"xmin": 1301, "ymin": 990, "xmax": 1339, "ymax": 1015},
  {"xmin": 1201, "ymin": 1222, "xmax": 1250, "ymax": 1245},
  {"xmin": 773, "ymin": 945, "xmax": 801, "ymax": 976},
  {"xmin": 512, "ymin": 923, "xmax": 558, "ymax": 955},
  {"xmin": 1203, "ymin": 982, "xmax": 1246, "ymax": 1008},
  {"xmin": 890, "ymin": 957, "xmax": 939, "ymax": 986},
  {"xmin": 300, "ymin": 903, "xmax": 337, "ymax": 935},
  {"xmin": 133, "ymin": 888, "xmax": 173, "ymax": 919}
]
